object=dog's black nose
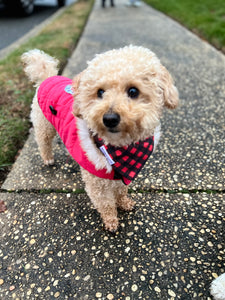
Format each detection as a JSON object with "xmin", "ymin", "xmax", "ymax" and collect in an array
[{"xmin": 103, "ymin": 113, "xmax": 120, "ymax": 128}]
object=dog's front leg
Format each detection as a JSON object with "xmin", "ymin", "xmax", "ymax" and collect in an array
[
  {"xmin": 81, "ymin": 168, "xmax": 119, "ymax": 232},
  {"xmin": 115, "ymin": 182, "xmax": 135, "ymax": 211}
]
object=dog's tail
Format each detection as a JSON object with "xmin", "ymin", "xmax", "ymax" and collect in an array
[{"xmin": 21, "ymin": 49, "xmax": 59, "ymax": 86}]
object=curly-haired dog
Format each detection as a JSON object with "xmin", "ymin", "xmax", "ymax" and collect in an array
[
  {"xmin": 21, "ymin": 46, "xmax": 179, "ymax": 232},
  {"xmin": 211, "ymin": 273, "xmax": 225, "ymax": 300}
]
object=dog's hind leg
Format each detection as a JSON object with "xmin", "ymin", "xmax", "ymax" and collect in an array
[
  {"xmin": 35, "ymin": 121, "xmax": 56, "ymax": 165},
  {"xmin": 31, "ymin": 99, "xmax": 56, "ymax": 165}
]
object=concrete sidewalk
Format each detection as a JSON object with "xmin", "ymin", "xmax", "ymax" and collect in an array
[{"xmin": 0, "ymin": 0, "xmax": 224, "ymax": 299}]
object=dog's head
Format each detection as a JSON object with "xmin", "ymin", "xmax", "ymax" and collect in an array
[{"xmin": 73, "ymin": 45, "xmax": 179, "ymax": 147}]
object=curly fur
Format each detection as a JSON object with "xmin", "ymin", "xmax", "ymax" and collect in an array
[
  {"xmin": 74, "ymin": 45, "xmax": 178, "ymax": 147},
  {"xmin": 21, "ymin": 49, "xmax": 59, "ymax": 86},
  {"xmin": 22, "ymin": 46, "xmax": 179, "ymax": 231},
  {"xmin": 211, "ymin": 273, "xmax": 225, "ymax": 300}
]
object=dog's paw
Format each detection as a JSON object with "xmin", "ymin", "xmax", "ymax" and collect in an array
[
  {"xmin": 118, "ymin": 197, "xmax": 135, "ymax": 211},
  {"xmin": 104, "ymin": 217, "xmax": 119, "ymax": 232},
  {"xmin": 44, "ymin": 158, "xmax": 54, "ymax": 166}
]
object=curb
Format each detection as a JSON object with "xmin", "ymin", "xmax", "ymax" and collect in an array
[{"xmin": 0, "ymin": 3, "xmax": 74, "ymax": 61}]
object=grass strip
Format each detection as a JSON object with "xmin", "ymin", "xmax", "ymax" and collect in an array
[
  {"xmin": 144, "ymin": 0, "xmax": 225, "ymax": 53},
  {"xmin": 0, "ymin": 0, "xmax": 94, "ymax": 173}
]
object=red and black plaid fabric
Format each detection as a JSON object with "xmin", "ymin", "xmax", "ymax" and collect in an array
[{"xmin": 94, "ymin": 135, "xmax": 154, "ymax": 184}]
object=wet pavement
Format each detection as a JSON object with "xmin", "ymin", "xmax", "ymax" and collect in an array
[{"xmin": 0, "ymin": 0, "xmax": 225, "ymax": 299}]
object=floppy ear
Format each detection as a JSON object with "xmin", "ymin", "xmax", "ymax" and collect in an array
[
  {"xmin": 159, "ymin": 65, "xmax": 179, "ymax": 109},
  {"xmin": 72, "ymin": 71, "xmax": 84, "ymax": 118}
]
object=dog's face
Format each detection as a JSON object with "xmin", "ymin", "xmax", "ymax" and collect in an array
[{"xmin": 73, "ymin": 46, "xmax": 179, "ymax": 147}]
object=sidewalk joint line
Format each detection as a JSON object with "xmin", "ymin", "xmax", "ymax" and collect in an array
[
  {"xmin": 0, "ymin": 188, "xmax": 86, "ymax": 194},
  {"xmin": 129, "ymin": 188, "xmax": 225, "ymax": 194},
  {"xmin": 1, "ymin": 188, "xmax": 224, "ymax": 195}
]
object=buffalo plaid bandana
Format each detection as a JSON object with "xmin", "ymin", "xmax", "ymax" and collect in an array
[{"xmin": 94, "ymin": 135, "xmax": 154, "ymax": 185}]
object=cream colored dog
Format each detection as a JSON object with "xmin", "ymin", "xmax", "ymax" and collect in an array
[
  {"xmin": 22, "ymin": 46, "xmax": 179, "ymax": 232},
  {"xmin": 211, "ymin": 273, "xmax": 225, "ymax": 300}
]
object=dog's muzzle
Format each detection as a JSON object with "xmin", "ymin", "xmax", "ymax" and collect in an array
[{"xmin": 103, "ymin": 113, "xmax": 120, "ymax": 131}]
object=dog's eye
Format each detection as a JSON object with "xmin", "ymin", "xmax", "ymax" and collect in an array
[
  {"xmin": 97, "ymin": 89, "xmax": 105, "ymax": 99},
  {"xmin": 127, "ymin": 87, "xmax": 139, "ymax": 99}
]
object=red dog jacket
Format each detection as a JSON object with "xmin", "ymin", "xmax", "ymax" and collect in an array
[{"xmin": 37, "ymin": 76, "xmax": 154, "ymax": 185}]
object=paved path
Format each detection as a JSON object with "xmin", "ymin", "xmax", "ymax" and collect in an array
[{"xmin": 0, "ymin": 0, "xmax": 224, "ymax": 299}]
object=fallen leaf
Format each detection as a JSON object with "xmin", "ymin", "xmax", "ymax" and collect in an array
[{"xmin": 0, "ymin": 201, "xmax": 7, "ymax": 213}]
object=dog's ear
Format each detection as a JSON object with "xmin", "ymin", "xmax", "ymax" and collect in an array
[
  {"xmin": 159, "ymin": 65, "xmax": 179, "ymax": 109},
  {"xmin": 72, "ymin": 71, "xmax": 84, "ymax": 118}
]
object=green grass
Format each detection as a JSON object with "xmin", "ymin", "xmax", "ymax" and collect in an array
[
  {"xmin": 0, "ymin": 0, "xmax": 94, "ymax": 173},
  {"xmin": 144, "ymin": 0, "xmax": 225, "ymax": 52}
]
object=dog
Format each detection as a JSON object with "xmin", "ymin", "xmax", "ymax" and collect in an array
[
  {"xmin": 21, "ymin": 45, "xmax": 179, "ymax": 232},
  {"xmin": 211, "ymin": 273, "xmax": 225, "ymax": 300}
]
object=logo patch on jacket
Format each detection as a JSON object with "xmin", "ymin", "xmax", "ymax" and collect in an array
[{"xmin": 65, "ymin": 85, "xmax": 74, "ymax": 95}]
